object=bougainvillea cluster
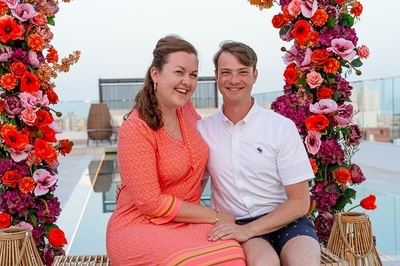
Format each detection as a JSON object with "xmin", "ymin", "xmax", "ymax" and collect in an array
[
  {"xmin": 248, "ymin": 0, "xmax": 370, "ymax": 244},
  {"xmin": 0, "ymin": 0, "xmax": 80, "ymax": 265}
]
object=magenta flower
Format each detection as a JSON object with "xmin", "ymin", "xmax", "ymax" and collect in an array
[
  {"xmin": 350, "ymin": 164, "xmax": 366, "ymax": 185},
  {"xmin": 317, "ymin": 139, "xmax": 344, "ymax": 165},
  {"xmin": 327, "ymin": 38, "xmax": 357, "ymax": 61},
  {"xmin": 334, "ymin": 104, "xmax": 354, "ymax": 127},
  {"xmin": 33, "ymin": 169, "xmax": 58, "ymax": 196}
]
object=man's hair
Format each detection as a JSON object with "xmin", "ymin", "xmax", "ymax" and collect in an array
[{"xmin": 213, "ymin": 40, "xmax": 258, "ymax": 71}]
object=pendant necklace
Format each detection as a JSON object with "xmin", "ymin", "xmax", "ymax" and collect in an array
[{"xmin": 164, "ymin": 115, "xmax": 178, "ymax": 137}]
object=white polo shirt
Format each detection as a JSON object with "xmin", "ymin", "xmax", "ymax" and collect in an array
[{"xmin": 197, "ymin": 100, "xmax": 314, "ymax": 219}]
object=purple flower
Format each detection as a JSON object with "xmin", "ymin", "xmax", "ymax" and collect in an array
[
  {"xmin": 310, "ymin": 181, "xmax": 340, "ymax": 212},
  {"xmin": 350, "ymin": 163, "xmax": 366, "ymax": 185},
  {"xmin": 334, "ymin": 104, "xmax": 354, "ymax": 127},
  {"xmin": 41, "ymin": 245, "xmax": 65, "ymax": 266},
  {"xmin": 348, "ymin": 124, "xmax": 362, "ymax": 145},
  {"xmin": 36, "ymin": 197, "xmax": 61, "ymax": 224},
  {"xmin": 0, "ymin": 190, "xmax": 36, "ymax": 216},
  {"xmin": 314, "ymin": 212, "xmax": 334, "ymax": 244},
  {"xmin": 317, "ymin": 139, "xmax": 345, "ymax": 165},
  {"xmin": 4, "ymin": 96, "xmax": 23, "ymax": 117}
]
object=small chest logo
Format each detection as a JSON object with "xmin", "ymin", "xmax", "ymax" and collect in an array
[{"xmin": 257, "ymin": 147, "xmax": 263, "ymax": 153}]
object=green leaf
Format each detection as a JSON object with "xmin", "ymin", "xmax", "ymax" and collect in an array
[
  {"xmin": 47, "ymin": 16, "xmax": 55, "ymax": 26},
  {"xmin": 27, "ymin": 213, "xmax": 38, "ymax": 227},
  {"xmin": 351, "ymin": 58, "xmax": 363, "ymax": 68}
]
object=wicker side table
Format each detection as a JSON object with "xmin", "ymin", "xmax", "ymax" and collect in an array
[
  {"xmin": 321, "ymin": 246, "xmax": 348, "ymax": 266},
  {"xmin": 52, "ymin": 255, "xmax": 110, "ymax": 266}
]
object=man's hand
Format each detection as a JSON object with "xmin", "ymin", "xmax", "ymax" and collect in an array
[{"xmin": 208, "ymin": 222, "xmax": 251, "ymax": 243}]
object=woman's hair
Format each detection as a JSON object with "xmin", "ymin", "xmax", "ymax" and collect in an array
[
  {"xmin": 213, "ymin": 40, "xmax": 258, "ymax": 71},
  {"xmin": 126, "ymin": 35, "xmax": 198, "ymax": 130}
]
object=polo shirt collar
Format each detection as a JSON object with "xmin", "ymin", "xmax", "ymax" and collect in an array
[{"xmin": 219, "ymin": 98, "xmax": 261, "ymax": 126}]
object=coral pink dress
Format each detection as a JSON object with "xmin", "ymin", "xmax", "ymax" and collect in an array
[{"xmin": 106, "ymin": 102, "xmax": 245, "ymax": 266}]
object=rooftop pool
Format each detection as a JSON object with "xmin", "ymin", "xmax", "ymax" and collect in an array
[{"xmin": 56, "ymin": 152, "xmax": 400, "ymax": 263}]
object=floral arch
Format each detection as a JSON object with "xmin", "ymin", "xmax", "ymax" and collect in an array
[{"xmin": 248, "ymin": 0, "xmax": 373, "ymax": 245}]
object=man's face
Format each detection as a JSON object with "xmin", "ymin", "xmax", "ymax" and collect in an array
[{"xmin": 215, "ymin": 51, "xmax": 257, "ymax": 105}]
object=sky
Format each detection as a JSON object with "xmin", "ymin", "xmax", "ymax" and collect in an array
[{"xmin": 50, "ymin": 0, "xmax": 400, "ymax": 102}]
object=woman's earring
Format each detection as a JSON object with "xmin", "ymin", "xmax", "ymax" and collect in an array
[{"xmin": 154, "ymin": 83, "xmax": 157, "ymax": 91}]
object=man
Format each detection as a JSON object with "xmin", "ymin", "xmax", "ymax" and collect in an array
[{"xmin": 197, "ymin": 41, "xmax": 321, "ymax": 266}]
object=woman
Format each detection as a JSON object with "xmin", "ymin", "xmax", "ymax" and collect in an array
[{"xmin": 106, "ymin": 35, "xmax": 246, "ymax": 266}]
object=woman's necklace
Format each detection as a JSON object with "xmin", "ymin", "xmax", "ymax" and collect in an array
[{"xmin": 164, "ymin": 115, "xmax": 178, "ymax": 137}]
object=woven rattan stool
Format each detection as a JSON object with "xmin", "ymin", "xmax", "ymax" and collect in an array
[
  {"xmin": 52, "ymin": 255, "xmax": 110, "ymax": 266},
  {"xmin": 321, "ymin": 246, "xmax": 348, "ymax": 265}
]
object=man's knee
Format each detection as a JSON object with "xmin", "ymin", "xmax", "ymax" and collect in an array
[
  {"xmin": 241, "ymin": 238, "xmax": 280, "ymax": 266},
  {"xmin": 280, "ymin": 235, "xmax": 321, "ymax": 266}
]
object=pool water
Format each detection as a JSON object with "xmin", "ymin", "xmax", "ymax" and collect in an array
[{"xmin": 57, "ymin": 153, "xmax": 400, "ymax": 262}]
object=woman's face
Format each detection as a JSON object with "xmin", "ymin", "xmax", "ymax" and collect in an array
[{"xmin": 151, "ymin": 51, "xmax": 198, "ymax": 111}]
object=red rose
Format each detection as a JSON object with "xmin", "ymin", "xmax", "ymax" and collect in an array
[
  {"xmin": 1, "ymin": 170, "xmax": 22, "ymax": 188},
  {"xmin": 48, "ymin": 228, "xmax": 68, "ymax": 248},
  {"xmin": 360, "ymin": 194, "xmax": 377, "ymax": 210},
  {"xmin": 0, "ymin": 212, "xmax": 12, "ymax": 229}
]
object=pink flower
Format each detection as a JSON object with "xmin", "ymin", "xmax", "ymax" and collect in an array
[
  {"xmin": 283, "ymin": 45, "xmax": 297, "ymax": 65},
  {"xmin": 288, "ymin": 0, "xmax": 302, "ymax": 17},
  {"xmin": 327, "ymin": 38, "xmax": 356, "ymax": 61},
  {"xmin": 309, "ymin": 99, "xmax": 338, "ymax": 114},
  {"xmin": 306, "ymin": 71, "xmax": 323, "ymax": 88},
  {"xmin": 301, "ymin": 0, "xmax": 318, "ymax": 18},
  {"xmin": 20, "ymin": 108, "xmax": 37, "ymax": 126},
  {"xmin": 357, "ymin": 44, "xmax": 370, "ymax": 59},
  {"xmin": 14, "ymin": 221, "xmax": 34, "ymax": 231},
  {"xmin": 305, "ymin": 130, "xmax": 321, "ymax": 155},
  {"xmin": 33, "ymin": 169, "xmax": 57, "ymax": 196},
  {"xmin": 3, "ymin": 0, "xmax": 18, "ymax": 9},
  {"xmin": 334, "ymin": 104, "xmax": 353, "ymax": 127},
  {"xmin": 11, "ymin": 3, "xmax": 38, "ymax": 22}
]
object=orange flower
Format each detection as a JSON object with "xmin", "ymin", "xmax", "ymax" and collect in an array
[
  {"xmin": 323, "ymin": 58, "xmax": 340, "ymax": 74},
  {"xmin": 1, "ymin": 124, "xmax": 29, "ymax": 150},
  {"xmin": 48, "ymin": 228, "xmax": 68, "ymax": 248},
  {"xmin": 10, "ymin": 62, "xmax": 27, "ymax": 77},
  {"xmin": 291, "ymin": 19, "xmax": 311, "ymax": 46},
  {"xmin": 316, "ymin": 86, "xmax": 333, "ymax": 100},
  {"xmin": 311, "ymin": 49, "xmax": 329, "ymax": 66},
  {"xmin": 20, "ymin": 72, "xmax": 40, "ymax": 94},
  {"xmin": 27, "ymin": 33, "xmax": 44, "ymax": 51},
  {"xmin": 332, "ymin": 168, "xmax": 351, "ymax": 185},
  {"xmin": 350, "ymin": 1, "xmax": 363, "ymax": 17},
  {"xmin": 283, "ymin": 63, "xmax": 298, "ymax": 85},
  {"xmin": 305, "ymin": 115, "xmax": 329, "ymax": 131},
  {"xmin": 0, "ymin": 16, "xmax": 23, "ymax": 43},
  {"xmin": 311, "ymin": 9, "xmax": 328, "ymax": 27},
  {"xmin": 1, "ymin": 170, "xmax": 22, "ymax": 189},
  {"xmin": 0, "ymin": 73, "xmax": 19, "ymax": 91},
  {"xmin": 46, "ymin": 46, "xmax": 59, "ymax": 64},
  {"xmin": 309, "ymin": 158, "xmax": 318, "ymax": 173},
  {"xmin": 34, "ymin": 138, "xmax": 58, "ymax": 164},
  {"xmin": 18, "ymin": 177, "xmax": 36, "ymax": 194},
  {"xmin": 0, "ymin": 212, "xmax": 12, "ymax": 229},
  {"xmin": 0, "ymin": 2, "xmax": 8, "ymax": 17},
  {"xmin": 248, "ymin": 0, "xmax": 274, "ymax": 10},
  {"xmin": 360, "ymin": 194, "xmax": 377, "ymax": 210}
]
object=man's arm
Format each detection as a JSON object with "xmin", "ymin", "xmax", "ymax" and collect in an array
[{"xmin": 208, "ymin": 180, "xmax": 310, "ymax": 242}]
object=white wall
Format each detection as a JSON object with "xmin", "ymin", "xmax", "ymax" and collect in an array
[{"xmin": 352, "ymin": 141, "xmax": 400, "ymax": 173}]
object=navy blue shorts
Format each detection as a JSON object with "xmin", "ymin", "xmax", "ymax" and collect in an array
[{"xmin": 236, "ymin": 215, "xmax": 318, "ymax": 255}]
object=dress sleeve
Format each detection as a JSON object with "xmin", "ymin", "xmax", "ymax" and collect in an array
[{"xmin": 117, "ymin": 115, "xmax": 182, "ymax": 224}]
